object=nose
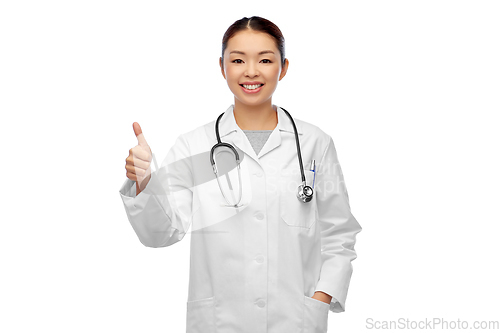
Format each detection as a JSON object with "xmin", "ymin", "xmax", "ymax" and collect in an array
[{"xmin": 245, "ymin": 62, "xmax": 259, "ymax": 77}]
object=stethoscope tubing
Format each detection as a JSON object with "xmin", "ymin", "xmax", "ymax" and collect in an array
[
  {"xmin": 211, "ymin": 106, "xmax": 312, "ymax": 206},
  {"xmin": 280, "ymin": 107, "xmax": 306, "ymax": 185}
]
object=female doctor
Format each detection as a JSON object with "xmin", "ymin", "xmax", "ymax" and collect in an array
[{"xmin": 119, "ymin": 16, "xmax": 361, "ymax": 333}]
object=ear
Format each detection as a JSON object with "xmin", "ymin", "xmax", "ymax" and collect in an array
[
  {"xmin": 219, "ymin": 57, "xmax": 226, "ymax": 80},
  {"xmin": 279, "ymin": 58, "xmax": 289, "ymax": 81}
]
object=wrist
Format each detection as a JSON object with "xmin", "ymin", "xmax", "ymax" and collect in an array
[{"xmin": 313, "ymin": 291, "xmax": 332, "ymax": 304}]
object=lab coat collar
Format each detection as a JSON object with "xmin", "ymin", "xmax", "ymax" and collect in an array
[
  {"xmin": 217, "ymin": 104, "xmax": 303, "ymax": 138},
  {"xmin": 216, "ymin": 104, "xmax": 303, "ymax": 161}
]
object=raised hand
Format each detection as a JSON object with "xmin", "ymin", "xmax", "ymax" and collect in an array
[{"xmin": 125, "ymin": 122, "xmax": 153, "ymax": 195}]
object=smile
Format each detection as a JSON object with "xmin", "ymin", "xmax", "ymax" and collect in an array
[{"xmin": 240, "ymin": 84, "xmax": 264, "ymax": 93}]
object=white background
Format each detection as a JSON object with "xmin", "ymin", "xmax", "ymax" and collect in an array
[{"xmin": 1, "ymin": 0, "xmax": 499, "ymax": 332}]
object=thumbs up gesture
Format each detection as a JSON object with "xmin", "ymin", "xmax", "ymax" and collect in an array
[{"xmin": 125, "ymin": 122, "xmax": 153, "ymax": 195}]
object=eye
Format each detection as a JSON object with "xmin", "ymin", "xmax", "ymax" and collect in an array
[
  {"xmin": 232, "ymin": 59, "xmax": 243, "ymax": 63},
  {"xmin": 261, "ymin": 59, "xmax": 272, "ymax": 63}
]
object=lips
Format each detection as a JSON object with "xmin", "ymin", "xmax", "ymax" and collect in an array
[{"xmin": 240, "ymin": 83, "xmax": 264, "ymax": 94}]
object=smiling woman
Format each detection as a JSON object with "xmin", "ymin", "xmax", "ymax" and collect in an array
[{"xmin": 120, "ymin": 15, "xmax": 361, "ymax": 333}]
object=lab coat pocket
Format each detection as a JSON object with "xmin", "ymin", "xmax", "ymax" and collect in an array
[
  {"xmin": 186, "ymin": 296, "xmax": 216, "ymax": 333},
  {"xmin": 303, "ymin": 295, "xmax": 329, "ymax": 333},
  {"xmin": 280, "ymin": 170, "xmax": 317, "ymax": 229}
]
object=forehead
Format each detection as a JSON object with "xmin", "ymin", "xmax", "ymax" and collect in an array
[{"xmin": 226, "ymin": 30, "xmax": 277, "ymax": 55}]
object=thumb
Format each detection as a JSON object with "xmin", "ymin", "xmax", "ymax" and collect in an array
[{"xmin": 133, "ymin": 122, "xmax": 149, "ymax": 148}]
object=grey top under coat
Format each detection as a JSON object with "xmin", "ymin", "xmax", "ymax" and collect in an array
[{"xmin": 242, "ymin": 130, "xmax": 273, "ymax": 155}]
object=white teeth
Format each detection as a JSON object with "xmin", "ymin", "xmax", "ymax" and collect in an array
[{"xmin": 242, "ymin": 84, "xmax": 262, "ymax": 90}]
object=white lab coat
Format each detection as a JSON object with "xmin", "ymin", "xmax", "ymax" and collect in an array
[{"xmin": 119, "ymin": 104, "xmax": 362, "ymax": 333}]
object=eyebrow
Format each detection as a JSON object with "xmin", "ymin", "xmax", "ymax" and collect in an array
[{"xmin": 229, "ymin": 50, "xmax": 275, "ymax": 55}]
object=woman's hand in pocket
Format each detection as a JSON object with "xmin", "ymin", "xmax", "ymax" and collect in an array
[{"xmin": 312, "ymin": 291, "xmax": 332, "ymax": 305}]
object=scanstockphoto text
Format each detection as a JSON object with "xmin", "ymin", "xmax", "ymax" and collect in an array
[
  {"xmin": 366, "ymin": 317, "xmax": 499, "ymax": 330},
  {"xmin": 147, "ymin": 152, "xmax": 348, "ymax": 198},
  {"xmin": 139, "ymin": 152, "xmax": 350, "ymax": 233}
]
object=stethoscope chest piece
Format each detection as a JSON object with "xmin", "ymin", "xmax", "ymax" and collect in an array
[{"xmin": 297, "ymin": 184, "xmax": 314, "ymax": 203}]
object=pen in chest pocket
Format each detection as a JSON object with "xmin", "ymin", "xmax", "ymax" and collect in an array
[{"xmin": 309, "ymin": 159, "xmax": 315, "ymax": 189}]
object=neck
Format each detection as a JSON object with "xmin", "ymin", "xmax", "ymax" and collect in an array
[{"xmin": 233, "ymin": 100, "xmax": 278, "ymax": 131}]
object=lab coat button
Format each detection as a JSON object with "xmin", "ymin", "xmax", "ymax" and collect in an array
[
  {"xmin": 254, "ymin": 171, "xmax": 263, "ymax": 177},
  {"xmin": 257, "ymin": 299, "xmax": 266, "ymax": 308},
  {"xmin": 255, "ymin": 255, "xmax": 264, "ymax": 263},
  {"xmin": 255, "ymin": 213, "xmax": 264, "ymax": 220}
]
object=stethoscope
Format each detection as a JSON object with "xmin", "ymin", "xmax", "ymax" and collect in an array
[{"xmin": 210, "ymin": 107, "xmax": 314, "ymax": 208}]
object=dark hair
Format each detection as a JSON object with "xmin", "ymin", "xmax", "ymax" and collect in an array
[{"xmin": 221, "ymin": 16, "xmax": 286, "ymax": 68}]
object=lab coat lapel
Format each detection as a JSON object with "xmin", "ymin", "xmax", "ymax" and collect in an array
[
  {"xmin": 257, "ymin": 124, "xmax": 281, "ymax": 159},
  {"xmin": 218, "ymin": 105, "xmax": 259, "ymax": 164},
  {"xmin": 230, "ymin": 128, "xmax": 259, "ymax": 163},
  {"xmin": 258, "ymin": 106, "xmax": 303, "ymax": 158}
]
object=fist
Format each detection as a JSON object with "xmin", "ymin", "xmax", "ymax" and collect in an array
[{"xmin": 125, "ymin": 122, "xmax": 153, "ymax": 193}]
